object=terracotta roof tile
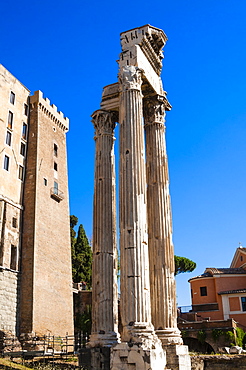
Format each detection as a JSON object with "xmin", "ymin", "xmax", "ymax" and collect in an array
[{"xmin": 205, "ymin": 267, "xmax": 246, "ymax": 275}]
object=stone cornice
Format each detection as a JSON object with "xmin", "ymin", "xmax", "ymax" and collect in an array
[{"xmin": 120, "ymin": 25, "xmax": 167, "ymax": 76}]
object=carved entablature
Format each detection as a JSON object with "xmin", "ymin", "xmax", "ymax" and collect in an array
[
  {"xmin": 91, "ymin": 109, "xmax": 118, "ymax": 138},
  {"xmin": 120, "ymin": 25, "xmax": 167, "ymax": 76},
  {"xmin": 119, "ymin": 66, "xmax": 142, "ymax": 92},
  {"xmin": 143, "ymin": 93, "xmax": 171, "ymax": 126}
]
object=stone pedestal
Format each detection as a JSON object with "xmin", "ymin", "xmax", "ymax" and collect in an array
[
  {"xmin": 79, "ymin": 347, "xmax": 111, "ymax": 370},
  {"xmin": 111, "ymin": 342, "xmax": 166, "ymax": 370},
  {"xmin": 89, "ymin": 110, "xmax": 120, "ymax": 347},
  {"xmin": 144, "ymin": 95, "xmax": 183, "ymax": 347},
  {"xmin": 163, "ymin": 344, "xmax": 191, "ymax": 370}
]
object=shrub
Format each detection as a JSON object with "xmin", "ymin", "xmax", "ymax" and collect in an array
[
  {"xmin": 212, "ymin": 329, "xmax": 223, "ymax": 342},
  {"xmin": 236, "ymin": 327, "xmax": 246, "ymax": 348},
  {"xmin": 197, "ymin": 329, "xmax": 206, "ymax": 343},
  {"xmin": 224, "ymin": 330, "xmax": 235, "ymax": 345}
]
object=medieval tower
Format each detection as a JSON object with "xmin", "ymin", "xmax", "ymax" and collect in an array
[{"xmin": 0, "ymin": 64, "xmax": 73, "ymax": 343}]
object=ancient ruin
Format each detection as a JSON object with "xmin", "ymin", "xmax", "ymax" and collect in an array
[{"xmin": 88, "ymin": 25, "xmax": 191, "ymax": 369}]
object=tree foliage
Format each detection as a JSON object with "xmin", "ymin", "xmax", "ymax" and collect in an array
[
  {"xmin": 70, "ymin": 216, "xmax": 92, "ymax": 288},
  {"xmin": 174, "ymin": 255, "xmax": 196, "ymax": 276},
  {"xmin": 70, "ymin": 215, "xmax": 78, "ymax": 264}
]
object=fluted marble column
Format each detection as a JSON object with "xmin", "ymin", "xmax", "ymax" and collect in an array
[
  {"xmin": 89, "ymin": 109, "xmax": 120, "ymax": 347},
  {"xmin": 118, "ymin": 66, "xmax": 156, "ymax": 345},
  {"xmin": 144, "ymin": 95, "xmax": 182, "ymax": 345}
]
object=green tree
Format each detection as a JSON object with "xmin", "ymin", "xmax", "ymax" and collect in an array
[
  {"xmin": 70, "ymin": 215, "xmax": 78, "ymax": 268},
  {"xmin": 72, "ymin": 223, "xmax": 92, "ymax": 288},
  {"xmin": 174, "ymin": 255, "xmax": 196, "ymax": 276}
]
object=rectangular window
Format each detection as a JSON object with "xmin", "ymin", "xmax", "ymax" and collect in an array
[
  {"xmin": 44, "ymin": 178, "xmax": 47, "ymax": 186},
  {"xmin": 54, "ymin": 143, "xmax": 58, "ymax": 157},
  {"xmin": 10, "ymin": 245, "xmax": 17, "ymax": 270},
  {"xmin": 22, "ymin": 123, "xmax": 27, "ymax": 140},
  {"xmin": 54, "ymin": 181, "xmax": 58, "ymax": 194},
  {"xmin": 18, "ymin": 165, "xmax": 24, "ymax": 181},
  {"xmin": 200, "ymin": 286, "xmax": 207, "ymax": 296},
  {"xmin": 8, "ymin": 111, "xmax": 13, "ymax": 129},
  {"xmin": 54, "ymin": 162, "xmax": 58, "ymax": 171},
  {"xmin": 6, "ymin": 131, "xmax": 12, "ymax": 146},
  {"xmin": 12, "ymin": 217, "xmax": 17, "ymax": 228},
  {"xmin": 241, "ymin": 297, "xmax": 246, "ymax": 312},
  {"xmin": 20, "ymin": 142, "xmax": 26, "ymax": 156},
  {"xmin": 3, "ymin": 155, "xmax": 9, "ymax": 171},
  {"xmin": 10, "ymin": 91, "xmax": 15, "ymax": 104},
  {"xmin": 24, "ymin": 103, "xmax": 29, "ymax": 116}
]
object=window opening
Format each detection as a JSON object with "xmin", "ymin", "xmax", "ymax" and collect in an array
[
  {"xmin": 10, "ymin": 245, "xmax": 17, "ymax": 270},
  {"xmin": 20, "ymin": 142, "xmax": 26, "ymax": 156},
  {"xmin": 44, "ymin": 178, "xmax": 47, "ymax": 186},
  {"xmin": 22, "ymin": 123, "xmax": 27, "ymax": 140},
  {"xmin": 18, "ymin": 165, "xmax": 24, "ymax": 181},
  {"xmin": 12, "ymin": 217, "xmax": 17, "ymax": 228},
  {"xmin": 54, "ymin": 143, "xmax": 58, "ymax": 157},
  {"xmin": 8, "ymin": 111, "xmax": 13, "ymax": 129},
  {"xmin": 24, "ymin": 103, "xmax": 29, "ymax": 116},
  {"xmin": 200, "ymin": 286, "xmax": 207, "ymax": 296},
  {"xmin": 241, "ymin": 297, "xmax": 246, "ymax": 312},
  {"xmin": 54, "ymin": 181, "xmax": 58, "ymax": 195},
  {"xmin": 6, "ymin": 131, "xmax": 12, "ymax": 146},
  {"xmin": 54, "ymin": 162, "xmax": 58, "ymax": 171},
  {"xmin": 10, "ymin": 92, "xmax": 15, "ymax": 104},
  {"xmin": 4, "ymin": 155, "xmax": 9, "ymax": 171}
]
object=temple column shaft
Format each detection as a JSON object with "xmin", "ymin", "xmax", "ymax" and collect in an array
[
  {"xmin": 119, "ymin": 66, "xmax": 153, "ymax": 342},
  {"xmin": 89, "ymin": 110, "xmax": 119, "ymax": 347},
  {"xmin": 144, "ymin": 95, "xmax": 182, "ymax": 345}
]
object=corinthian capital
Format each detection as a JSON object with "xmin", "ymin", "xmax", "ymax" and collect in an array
[
  {"xmin": 143, "ymin": 95, "xmax": 166, "ymax": 126},
  {"xmin": 91, "ymin": 110, "xmax": 118, "ymax": 137},
  {"xmin": 119, "ymin": 65, "xmax": 142, "ymax": 91}
]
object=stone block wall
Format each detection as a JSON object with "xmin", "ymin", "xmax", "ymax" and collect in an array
[{"xmin": 0, "ymin": 268, "xmax": 20, "ymax": 334}]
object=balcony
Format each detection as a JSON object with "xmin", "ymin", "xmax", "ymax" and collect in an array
[{"xmin": 50, "ymin": 187, "xmax": 64, "ymax": 202}]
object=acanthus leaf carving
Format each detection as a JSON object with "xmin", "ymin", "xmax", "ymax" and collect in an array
[
  {"xmin": 143, "ymin": 95, "xmax": 165, "ymax": 126},
  {"xmin": 119, "ymin": 66, "xmax": 143, "ymax": 92},
  {"xmin": 91, "ymin": 110, "xmax": 118, "ymax": 137}
]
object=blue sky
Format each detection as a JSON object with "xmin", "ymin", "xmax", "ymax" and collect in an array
[{"xmin": 1, "ymin": 0, "xmax": 246, "ymax": 306}]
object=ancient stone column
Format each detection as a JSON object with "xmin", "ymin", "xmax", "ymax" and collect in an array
[
  {"xmin": 118, "ymin": 65, "xmax": 156, "ymax": 344},
  {"xmin": 144, "ymin": 94, "xmax": 183, "ymax": 346},
  {"xmin": 89, "ymin": 109, "xmax": 120, "ymax": 347}
]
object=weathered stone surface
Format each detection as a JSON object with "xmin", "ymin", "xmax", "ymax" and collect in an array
[
  {"xmin": 0, "ymin": 269, "xmax": 20, "ymax": 334},
  {"xmin": 0, "ymin": 65, "xmax": 73, "ymax": 342},
  {"xmin": 21, "ymin": 90, "xmax": 73, "ymax": 337},
  {"xmin": 89, "ymin": 110, "xmax": 120, "ymax": 347},
  {"xmin": 118, "ymin": 64, "xmax": 156, "ymax": 343},
  {"xmin": 111, "ymin": 342, "xmax": 166, "ymax": 370},
  {"xmin": 191, "ymin": 354, "xmax": 246, "ymax": 370},
  {"xmin": 144, "ymin": 94, "xmax": 182, "ymax": 347},
  {"xmin": 92, "ymin": 25, "xmax": 191, "ymax": 369}
]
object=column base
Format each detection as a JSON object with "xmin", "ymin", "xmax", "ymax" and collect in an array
[
  {"xmin": 111, "ymin": 342, "xmax": 166, "ymax": 370},
  {"xmin": 122, "ymin": 322, "xmax": 163, "ymax": 349},
  {"xmin": 88, "ymin": 331, "xmax": 120, "ymax": 347},
  {"xmin": 163, "ymin": 344, "xmax": 191, "ymax": 370},
  {"xmin": 156, "ymin": 328, "xmax": 183, "ymax": 346}
]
